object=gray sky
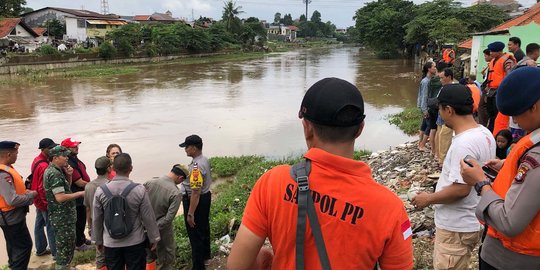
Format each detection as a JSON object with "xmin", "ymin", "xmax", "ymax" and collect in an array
[{"xmin": 26, "ymin": 0, "xmax": 537, "ymax": 28}]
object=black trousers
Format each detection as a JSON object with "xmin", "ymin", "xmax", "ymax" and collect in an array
[
  {"xmin": 183, "ymin": 192, "xmax": 211, "ymax": 270},
  {"xmin": 105, "ymin": 241, "xmax": 146, "ymax": 270},
  {"xmin": 486, "ymin": 95, "xmax": 498, "ymax": 132},
  {"xmin": 0, "ymin": 220, "xmax": 32, "ymax": 270},
  {"xmin": 480, "ymin": 258, "xmax": 498, "ymax": 270},
  {"xmin": 75, "ymin": 205, "xmax": 87, "ymax": 246}
]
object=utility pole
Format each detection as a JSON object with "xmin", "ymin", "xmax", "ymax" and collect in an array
[
  {"xmin": 303, "ymin": 0, "xmax": 312, "ymax": 20},
  {"xmin": 101, "ymin": 0, "xmax": 109, "ymax": 15}
]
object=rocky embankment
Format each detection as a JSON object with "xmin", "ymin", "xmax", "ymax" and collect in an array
[{"xmin": 367, "ymin": 142, "xmax": 479, "ymax": 269}]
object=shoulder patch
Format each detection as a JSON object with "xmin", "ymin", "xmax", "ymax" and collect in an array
[
  {"xmin": 514, "ymin": 163, "xmax": 531, "ymax": 184},
  {"xmin": 522, "ymin": 155, "xmax": 540, "ymax": 169}
]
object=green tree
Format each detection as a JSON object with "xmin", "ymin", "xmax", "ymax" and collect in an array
[
  {"xmin": 299, "ymin": 14, "xmax": 307, "ymax": 22},
  {"xmin": 273, "ymin": 12, "xmax": 281, "ymax": 25},
  {"xmin": 460, "ymin": 4, "xmax": 508, "ymax": 32},
  {"xmin": 195, "ymin": 16, "xmax": 213, "ymax": 26},
  {"xmin": 310, "ymin": 10, "xmax": 321, "ymax": 23},
  {"xmin": 178, "ymin": 26, "xmax": 212, "ymax": 53},
  {"xmin": 0, "ymin": 0, "xmax": 26, "ymax": 17},
  {"xmin": 43, "ymin": 19, "xmax": 66, "ymax": 39},
  {"xmin": 222, "ymin": 0, "xmax": 244, "ymax": 33},
  {"xmin": 354, "ymin": 0, "xmax": 416, "ymax": 58},
  {"xmin": 241, "ymin": 21, "xmax": 267, "ymax": 47},
  {"xmin": 283, "ymin": 13, "xmax": 293, "ymax": 25},
  {"xmin": 429, "ymin": 17, "xmax": 467, "ymax": 44},
  {"xmin": 117, "ymin": 37, "xmax": 135, "ymax": 57},
  {"xmin": 245, "ymin": 17, "xmax": 259, "ymax": 23}
]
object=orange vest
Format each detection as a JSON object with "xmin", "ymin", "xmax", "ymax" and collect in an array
[
  {"xmin": 487, "ymin": 53, "xmax": 516, "ymax": 89},
  {"xmin": 467, "ymin": 84, "xmax": 481, "ymax": 113},
  {"xmin": 493, "ymin": 113, "xmax": 510, "ymax": 137},
  {"xmin": 442, "ymin": 49, "xmax": 455, "ymax": 64},
  {"xmin": 488, "ymin": 130, "xmax": 540, "ymax": 256},
  {"xmin": 0, "ymin": 164, "xmax": 25, "ymax": 212}
]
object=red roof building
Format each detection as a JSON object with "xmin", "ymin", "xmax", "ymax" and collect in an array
[
  {"xmin": 459, "ymin": 2, "xmax": 540, "ymax": 49},
  {"xmin": 0, "ymin": 18, "xmax": 38, "ymax": 38}
]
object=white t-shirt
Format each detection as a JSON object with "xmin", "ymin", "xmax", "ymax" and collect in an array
[{"xmin": 434, "ymin": 125, "xmax": 496, "ymax": 232}]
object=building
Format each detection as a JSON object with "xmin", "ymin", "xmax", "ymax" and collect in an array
[
  {"xmin": 0, "ymin": 18, "xmax": 40, "ymax": 51},
  {"xmin": 266, "ymin": 24, "xmax": 297, "ymax": 41},
  {"xmin": 133, "ymin": 11, "xmax": 178, "ymax": 24},
  {"xmin": 22, "ymin": 7, "xmax": 127, "ymax": 41},
  {"xmin": 459, "ymin": 2, "xmax": 540, "ymax": 78}
]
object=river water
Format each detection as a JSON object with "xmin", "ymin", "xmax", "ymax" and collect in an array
[{"xmin": 0, "ymin": 46, "xmax": 419, "ymax": 264}]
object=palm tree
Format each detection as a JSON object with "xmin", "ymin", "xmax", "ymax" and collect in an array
[{"xmin": 222, "ymin": 0, "xmax": 243, "ymax": 32}]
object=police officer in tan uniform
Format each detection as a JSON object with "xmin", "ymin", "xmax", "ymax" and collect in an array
[
  {"xmin": 461, "ymin": 67, "xmax": 540, "ymax": 269},
  {"xmin": 144, "ymin": 164, "xmax": 187, "ymax": 270},
  {"xmin": 0, "ymin": 141, "xmax": 36, "ymax": 270}
]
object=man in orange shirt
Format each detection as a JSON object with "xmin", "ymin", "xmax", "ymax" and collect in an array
[{"xmin": 227, "ymin": 78, "xmax": 413, "ymax": 270}]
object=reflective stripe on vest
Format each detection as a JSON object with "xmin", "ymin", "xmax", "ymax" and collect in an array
[
  {"xmin": 487, "ymin": 53, "xmax": 516, "ymax": 89},
  {"xmin": 0, "ymin": 164, "xmax": 25, "ymax": 212},
  {"xmin": 488, "ymin": 129, "xmax": 540, "ymax": 256}
]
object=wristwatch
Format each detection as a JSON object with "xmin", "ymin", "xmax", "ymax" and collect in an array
[{"xmin": 474, "ymin": 180, "xmax": 491, "ymax": 196}]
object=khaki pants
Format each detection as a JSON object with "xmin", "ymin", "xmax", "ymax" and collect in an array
[
  {"xmin": 437, "ymin": 125, "xmax": 453, "ymax": 162},
  {"xmin": 434, "ymin": 228, "xmax": 482, "ymax": 270}
]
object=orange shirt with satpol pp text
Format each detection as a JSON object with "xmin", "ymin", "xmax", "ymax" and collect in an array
[{"xmin": 241, "ymin": 148, "xmax": 413, "ymax": 270}]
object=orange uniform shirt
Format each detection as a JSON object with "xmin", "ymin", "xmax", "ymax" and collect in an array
[{"xmin": 242, "ymin": 148, "xmax": 413, "ymax": 270}]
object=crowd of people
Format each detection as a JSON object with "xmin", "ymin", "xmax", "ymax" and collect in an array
[
  {"xmin": 412, "ymin": 36, "xmax": 540, "ymax": 270},
  {"xmin": 1, "ymin": 37, "xmax": 539, "ymax": 270},
  {"xmin": 0, "ymin": 135, "xmax": 212, "ymax": 270}
]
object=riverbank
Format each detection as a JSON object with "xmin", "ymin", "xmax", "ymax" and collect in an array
[
  {"xmin": 0, "ymin": 41, "xmax": 349, "ymax": 85},
  {"xmin": 0, "ymin": 52, "xmax": 272, "ymax": 86}
]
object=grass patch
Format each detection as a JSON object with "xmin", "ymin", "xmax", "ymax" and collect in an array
[
  {"xmin": 388, "ymin": 107, "xmax": 423, "ymax": 136},
  {"xmin": 173, "ymin": 151, "xmax": 370, "ymax": 268},
  {"xmin": 62, "ymin": 67, "xmax": 140, "ymax": 78},
  {"xmin": 71, "ymin": 249, "xmax": 97, "ymax": 265}
]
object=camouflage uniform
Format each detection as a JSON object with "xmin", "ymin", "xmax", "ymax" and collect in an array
[{"xmin": 44, "ymin": 163, "xmax": 76, "ymax": 270}]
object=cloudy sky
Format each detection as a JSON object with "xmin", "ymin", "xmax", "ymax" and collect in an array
[{"xmin": 26, "ymin": 0, "xmax": 538, "ymax": 28}]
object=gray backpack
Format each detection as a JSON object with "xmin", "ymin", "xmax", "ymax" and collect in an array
[{"xmin": 100, "ymin": 182, "xmax": 138, "ymax": 239}]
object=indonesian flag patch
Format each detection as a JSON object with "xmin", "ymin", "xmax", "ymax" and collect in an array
[{"xmin": 401, "ymin": 220, "xmax": 413, "ymax": 240}]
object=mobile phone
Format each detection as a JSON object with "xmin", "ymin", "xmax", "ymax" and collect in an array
[
  {"xmin": 463, "ymin": 155, "xmax": 476, "ymax": 167},
  {"xmin": 482, "ymin": 165, "xmax": 498, "ymax": 180}
]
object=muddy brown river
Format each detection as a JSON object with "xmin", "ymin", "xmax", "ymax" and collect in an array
[{"xmin": 0, "ymin": 47, "xmax": 419, "ymax": 264}]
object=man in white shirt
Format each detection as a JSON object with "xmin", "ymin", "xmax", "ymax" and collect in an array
[{"xmin": 412, "ymin": 84, "xmax": 496, "ymax": 270}]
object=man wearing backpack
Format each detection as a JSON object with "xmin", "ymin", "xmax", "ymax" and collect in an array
[
  {"xmin": 31, "ymin": 138, "xmax": 58, "ymax": 258},
  {"xmin": 144, "ymin": 164, "xmax": 188, "ymax": 270},
  {"xmin": 227, "ymin": 78, "xmax": 413, "ymax": 269},
  {"xmin": 92, "ymin": 153, "xmax": 160, "ymax": 270}
]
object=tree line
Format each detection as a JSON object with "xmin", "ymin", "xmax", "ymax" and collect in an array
[{"xmin": 352, "ymin": 0, "xmax": 509, "ymax": 58}]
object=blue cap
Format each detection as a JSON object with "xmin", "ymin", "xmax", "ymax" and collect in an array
[
  {"xmin": 487, "ymin": 41, "xmax": 505, "ymax": 52},
  {"xmin": 497, "ymin": 67, "xmax": 540, "ymax": 116},
  {"xmin": 0, "ymin": 141, "xmax": 20, "ymax": 150}
]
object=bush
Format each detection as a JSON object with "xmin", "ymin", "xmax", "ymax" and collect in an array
[
  {"xmin": 37, "ymin": 44, "xmax": 59, "ymax": 55},
  {"xmin": 99, "ymin": 42, "xmax": 117, "ymax": 59},
  {"xmin": 210, "ymin": 156, "xmax": 264, "ymax": 177},
  {"xmin": 388, "ymin": 107, "xmax": 423, "ymax": 135},
  {"xmin": 117, "ymin": 38, "xmax": 135, "ymax": 57},
  {"xmin": 143, "ymin": 43, "xmax": 158, "ymax": 57}
]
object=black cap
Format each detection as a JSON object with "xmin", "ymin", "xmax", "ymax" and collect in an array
[
  {"xmin": 0, "ymin": 141, "xmax": 19, "ymax": 150},
  {"xmin": 497, "ymin": 67, "xmax": 540, "ymax": 116},
  {"xmin": 179, "ymin": 135, "xmax": 203, "ymax": 148},
  {"xmin": 299, "ymin": 78, "xmax": 365, "ymax": 127},
  {"xmin": 437, "ymin": 84, "xmax": 474, "ymax": 107},
  {"xmin": 38, "ymin": 138, "xmax": 58, "ymax": 149}
]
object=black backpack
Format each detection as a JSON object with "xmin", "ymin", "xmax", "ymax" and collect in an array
[
  {"xmin": 100, "ymin": 182, "xmax": 138, "ymax": 239},
  {"xmin": 25, "ymin": 160, "xmax": 48, "ymax": 189}
]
